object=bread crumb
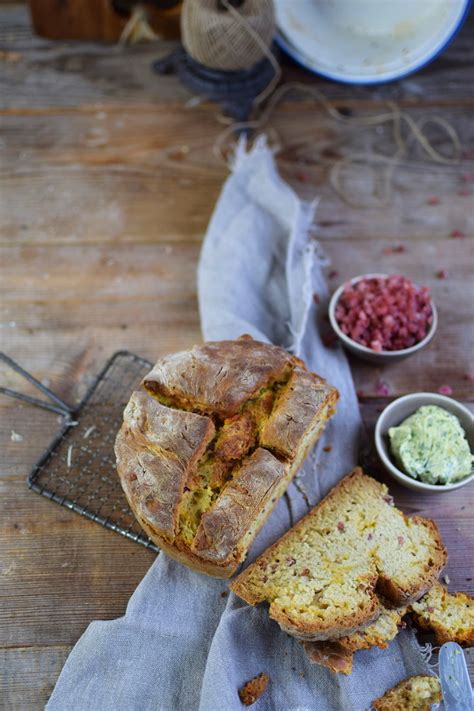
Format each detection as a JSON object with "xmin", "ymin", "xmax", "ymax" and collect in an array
[
  {"xmin": 220, "ymin": 591, "xmax": 228, "ymax": 598},
  {"xmin": 443, "ymin": 574, "xmax": 450, "ymax": 585},
  {"xmin": 238, "ymin": 673, "xmax": 269, "ymax": 706},
  {"xmin": 67, "ymin": 445, "xmax": 73, "ymax": 467},
  {"xmin": 11, "ymin": 430, "xmax": 23, "ymax": 442}
]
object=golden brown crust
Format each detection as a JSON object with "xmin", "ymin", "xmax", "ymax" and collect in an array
[
  {"xmin": 238, "ymin": 673, "xmax": 270, "ymax": 706},
  {"xmin": 115, "ymin": 391, "xmax": 215, "ymax": 541},
  {"xmin": 231, "ymin": 469, "xmax": 447, "ymax": 638},
  {"xmin": 115, "ymin": 337, "xmax": 338, "ymax": 577},
  {"xmin": 143, "ymin": 336, "xmax": 299, "ymax": 418},
  {"xmin": 260, "ymin": 367, "xmax": 337, "ymax": 459},
  {"xmin": 192, "ymin": 448, "xmax": 286, "ymax": 564},
  {"xmin": 411, "ymin": 583, "xmax": 474, "ymax": 646}
]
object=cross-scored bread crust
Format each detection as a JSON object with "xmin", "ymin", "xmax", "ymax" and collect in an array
[
  {"xmin": 115, "ymin": 337, "xmax": 338, "ymax": 577},
  {"xmin": 230, "ymin": 469, "xmax": 447, "ymax": 638},
  {"xmin": 372, "ymin": 675, "xmax": 442, "ymax": 711},
  {"xmin": 411, "ymin": 582, "xmax": 474, "ymax": 646},
  {"xmin": 304, "ymin": 601, "xmax": 407, "ymax": 674}
]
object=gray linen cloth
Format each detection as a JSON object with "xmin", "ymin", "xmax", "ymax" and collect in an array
[{"xmin": 47, "ymin": 138, "xmax": 430, "ymax": 711}]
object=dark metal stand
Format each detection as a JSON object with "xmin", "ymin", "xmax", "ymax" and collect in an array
[{"xmin": 153, "ymin": 45, "xmax": 277, "ymax": 121}]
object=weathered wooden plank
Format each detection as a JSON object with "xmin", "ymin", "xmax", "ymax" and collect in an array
[
  {"xmin": 0, "ymin": 645, "xmax": 71, "ymax": 711},
  {"xmin": 1, "ymin": 104, "xmax": 472, "ymax": 246},
  {"xmin": 1, "ymin": 6, "xmax": 474, "ymax": 109},
  {"xmin": 0, "ymin": 478, "xmax": 154, "ymax": 648},
  {"xmin": 1, "ymin": 239, "xmax": 472, "ymax": 401}
]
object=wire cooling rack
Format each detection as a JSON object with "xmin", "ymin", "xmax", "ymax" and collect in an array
[{"xmin": 1, "ymin": 350, "xmax": 159, "ymax": 552}]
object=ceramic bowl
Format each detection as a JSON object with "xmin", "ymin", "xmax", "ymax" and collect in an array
[
  {"xmin": 328, "ymin": 274, "xmax": 438, "ymax": 364},
  {"xmin": 375, "ymin": 393, "xmax": 474, "ymax": 493},
  {"xmin": 274, "ymin": 0, "xmax": 472, "ymax": 85}
]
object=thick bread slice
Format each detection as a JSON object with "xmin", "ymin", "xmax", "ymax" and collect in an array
[
  {"xmin": 411, "ymin": 582, "xmax": 474, "ymax": 646},
  {"xmin": 230, "ymin": 469, "xmax": 447, "ymax": 639},
  {"xmin": 304, "ymin": 602, "xmax": 407, "ymax": 674},
  {"xmin": 143, "ymin": 336, "xmax": 298, "ymax": 418},
  {"xmin": 372, "ymin": 675, "xmax": 442, "ymax": 711},
  {"xmin": 115, "ymin": 391, "xmax": 215, "ymax": 541}
]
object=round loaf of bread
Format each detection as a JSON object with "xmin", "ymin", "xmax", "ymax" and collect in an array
[{"xmin": 114, "ymin": 336, "xmax": 338, "ymax": 577}]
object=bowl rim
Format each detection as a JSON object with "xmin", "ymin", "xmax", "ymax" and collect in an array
[
  {"xmin": 375, "ymin": 392, "xmax": 474, "ymax": 492},
  {"xmin": 328, "ymin": 273, "xmax": 438, "ymax": 358},
  {"xmin": 275, "ymin": 0, "xmax": 472, "ymax": 86}
]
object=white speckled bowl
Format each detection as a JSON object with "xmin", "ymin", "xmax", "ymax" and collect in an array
[
  {"xmin": 274, "ymin": 0, "xmax": 472, "ymax": 85},
  {"xmin": 328, "ymin": 274, "xmax": 438, "ymax": 364},
  {"xmin": 375, "ymin": 393, "xmax": 474, "ymax": 493}
]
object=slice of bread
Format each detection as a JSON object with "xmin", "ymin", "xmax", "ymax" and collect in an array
[
  {"xmin": 372, "ymin": 675, "xmax": 442, "ymax": 711},
  {"xmin": 303, "ymin": 601, "xmax": 407, "ymax": 674},
  {"xmin": 411, "ymin": 582, "xmax": 474, "ymax": 646},
  {"xmin": 230, "ymin": 469, "xmax": 446, "ymax": 641}
]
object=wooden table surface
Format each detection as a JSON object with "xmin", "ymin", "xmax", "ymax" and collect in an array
[{"xmin": 1, "ymin": 4, "xmax": 473, "ymax": 708}]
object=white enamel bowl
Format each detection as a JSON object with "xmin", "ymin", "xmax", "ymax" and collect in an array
[{"xmin": 274, "ymin": 0, "xmax": 472, "ymax": 84}]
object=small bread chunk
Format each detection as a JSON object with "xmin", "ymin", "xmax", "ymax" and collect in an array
[
  {"xmin": 238, "ymin": 673, "xmax": 269, "ymax": 706},
  {"xmin": 411, "ymin": 582, "xmax": 474, "ymax": 646},
  {"xmin": 304, "ymin": 602, "xmax": 407, "ymax": 674},
  {"xmin": 372, "ymin": 675, "xmax": 442, "ymax": 711},
  {"xmin": 231, "ymin": 470, "xmax": 446, "ymax": 640}
]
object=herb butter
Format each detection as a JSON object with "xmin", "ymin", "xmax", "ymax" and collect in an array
[{"xmin": 389, "ymin": 405, "xmax": 473, "ymax": 485}]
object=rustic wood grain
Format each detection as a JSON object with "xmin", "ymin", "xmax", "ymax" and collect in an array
[
  {"xmin": 0, "ymin": 3, "xmax": 473, "ymax": 707},
  {"xmin": 1, "ymin": 646, "xmax": 72, "ymax": 711}
]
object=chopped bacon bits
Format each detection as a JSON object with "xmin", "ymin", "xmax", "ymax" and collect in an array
[
  {"xmin": 286, "ymin": 557, "xmax": 296, "ymax": 567},
  {"xmin": 337, "ymin": 521, "xmax": 345, "ymax": 532},
  {"xmin": 450, "ymin": 229, "xmax": 465, "ymax": 239},
  {"xmin": 436, "ymin": 269, "xmax": 448, "ymax": 279},
  {"xmin": 300, "ymin": 568, "xmax": 310, "ymax": 577},
  {"xmin": 238, "ymin": 673, "xmax": 270, "ymax": 706},
  {"xmin": 335, "ymin": 275, "xmax": 432, "ymax": 352},
  {"xmin": 438, "ymin": 385, "xmax": 453, "ymax": 396},
  {"xmin": 322, "ymin": 332, "xmax": 338, "ymax": 348},
  {"xmin": 367, "ymin": 532, "xmax": 373, "ymax": 541},
  {"xmin": 375, "ymin": 380, "xmax": 391, "ymax": 397},
  {"xmin": 398, "ymin": 536, "xmax": 405, "ymax": 546},
  {"xmin": 427, "ymin": 196, "xmax": 441, "ymax": 205},
  {"xmin": 427, "ymin": 606, "xmax": 435, "ymax": 614}
]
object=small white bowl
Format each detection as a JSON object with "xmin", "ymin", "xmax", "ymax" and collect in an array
[
  {"xmin": 274, "ymin": 0, "xmax": 471, "ymax": 85},
  {"xmin": 328, "ymin": 274, "xmax": 438, "ymax": 364},
  {"xmin": 375, "ymin": 393, "xmax": 474, "ymax": 493}
]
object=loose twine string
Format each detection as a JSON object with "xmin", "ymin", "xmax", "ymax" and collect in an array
[{"xmin": 215, "ymin": 0, "xmax": 462, "ymax": 208}]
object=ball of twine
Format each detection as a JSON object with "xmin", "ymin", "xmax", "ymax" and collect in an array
[{"xmin": 181, "ymin": 0, "xmax": 275, "ymax": 71}]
